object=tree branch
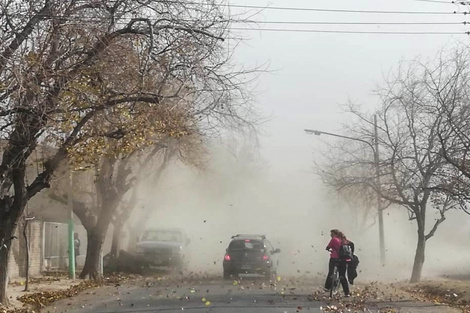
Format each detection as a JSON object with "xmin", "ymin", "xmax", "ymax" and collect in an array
[
  {"xmin": 425, "ymin": 210, "xmax": 446, "ymax": 241},
  {"xmin": 0, "ymin": 2, "xmax": 51, "ymax": 73}
]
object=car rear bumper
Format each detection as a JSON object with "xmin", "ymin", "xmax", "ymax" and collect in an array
[
  {"xmin": 139, "ymin": 253, "xmax": 184, "ymax": 266},
  {"xmin": 223, "ymin": 261, "xmax": 272, "ymax": 274}
]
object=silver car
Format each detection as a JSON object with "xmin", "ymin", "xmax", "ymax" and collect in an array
[{"xmin": 136, "ymin": 228, "xmax": 190, "ymax": 271}]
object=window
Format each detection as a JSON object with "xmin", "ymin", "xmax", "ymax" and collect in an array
[
  {"xmin": 265, "ymin": 240, "xmax": 274, "ymax": 253},
  {"xmin": 229, "ymin": 240, "xmax": 264, "ymax": 251},
  {"xmin": 142, "ymin": 230, "xmax": 183, "ymax": 242}
]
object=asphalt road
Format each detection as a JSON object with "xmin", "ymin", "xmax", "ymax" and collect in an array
[
  {"xmin": 87, "ymin": 292, "xmax": 322, "ymax": 313},
  {"xmin": 46, "ymin": 275, "xmax": 461, "ymax": 313},
  {"xmin": 48, "ymin": 277, "xmax": 324, "ymax": 313}
]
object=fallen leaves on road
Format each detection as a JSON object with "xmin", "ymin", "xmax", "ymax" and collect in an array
[
  {"xmin": 404, "ymin": 282, "xmax": 470, "ymax": 313},
  {"xmin": 311, "ymin": 282, "xmax": 404, "ymax": 313}
]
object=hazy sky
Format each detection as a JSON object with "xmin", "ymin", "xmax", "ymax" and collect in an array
[
  {"xmin": 230, "ymin": 0, "xmax": 466, "ymax": 176},
  {"xmin": 139, "ymin": 0, "xmax": 470, "ymax": 279}
]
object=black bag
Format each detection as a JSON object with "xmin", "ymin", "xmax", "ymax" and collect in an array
[
  {"xmin": 351, "ymin": 254, "xmax": 359, "ymax": 266},
  {"xmin": 348, "ymin": 254, "xmax": 360, "ymax": 284},
  {"xmin": 338, "ymin": 242, "xmax": 353, "ymax": 260}
]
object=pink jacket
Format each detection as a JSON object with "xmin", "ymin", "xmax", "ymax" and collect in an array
[{"xmin": 326, "ymin": 237, "xmax": 342, "ymax": 259}]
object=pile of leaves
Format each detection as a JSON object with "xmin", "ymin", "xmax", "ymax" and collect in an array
[
  {"xmin": 261, "ymin": 276, "xmax": 403, "ymax": 313},
  {"xmin": 13, "ymin": 273, "xmax": 141, "ymax": 312},
  {"xmin": 0, "ymin": 307, "xmax": 31, "ymax": 313},
  {"xmin": 405, "ymin": 283, "xmax": 470, "ymax": 313},
  {"xmin": 309, "ymin": 282, "xmax": 405, "ymax": 313},
  {"xmin": 17, "ymin": 280, "xmax": 100, "ymax": 310}
]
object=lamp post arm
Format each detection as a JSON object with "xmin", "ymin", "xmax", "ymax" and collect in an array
[{"xmin": 304, "ymin": 129, "xmax": 375, "ymax": 152}]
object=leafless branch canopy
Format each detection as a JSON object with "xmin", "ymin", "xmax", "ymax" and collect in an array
[{"xmin": 316, "ymin": 46, "xmax": 470, "ymax": 237}]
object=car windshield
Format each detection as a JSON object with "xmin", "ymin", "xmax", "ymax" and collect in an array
[
  {"xmin": 141, "ymin": 230, "xmax": 183, "ymax": 242},
  {"xmin": 228, "ymin": 240, "xmax": 264, "ymax": 251}
]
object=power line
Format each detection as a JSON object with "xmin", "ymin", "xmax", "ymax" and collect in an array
[
  {"xmin": 411, "ymin": 0, "xmax": 455, "ymax": 3},
  {"xmin": 5, "ymin": 3, "xmax": 469, "ymax": 20},
  {"xmin": 162, "ymin": 1, "xmax": 466, "ymax": 14},
  {"xmin": 231, "ymin": 27, "xmax": 469, "ymax": 35},
  {"xmin": 4, "ymin": 1, "xmax": 469, "ymax": 35},
  {"xmin": 10, "ymin": 13, "xmax": 467, "ymax": 26},
  {"xmin": 3, "ymin": 1, "xmax": 469, "ymax": 16},
  {"xmin": 244, "ymin": 20, "xmax": 467, "ymax": 25},
  {"xmin": 215, "ymin": 3, "xmax": 461, "ymax": 15},
  {"xmin": 4, "ymin": 16, "xmax": 466, "ymax": 35}
]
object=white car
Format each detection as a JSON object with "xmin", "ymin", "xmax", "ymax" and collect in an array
[{"xmin": 136, "ymin": 228, "xmax": 190, "ymax": 271}]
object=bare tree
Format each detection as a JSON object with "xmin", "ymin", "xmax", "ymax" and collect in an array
[
  {"xmin": 317, "ymin": 54, "xmax": 465, "ymax": 282},
  {"xmin": 0, "ymin": 0, "xmax": 258, "ymax": 302},
  {"xmin": 428, "ymin": 48, "xmax": 470, "ymax": 215}
]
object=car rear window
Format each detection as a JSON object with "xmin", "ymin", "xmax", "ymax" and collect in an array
[
  {"xmin": 228, "ymin": 240, "xmax": 264, "ymax": 251},
  {"xmin": 141, "ymin": 230, "xmax": 183, "ymax": 242}
]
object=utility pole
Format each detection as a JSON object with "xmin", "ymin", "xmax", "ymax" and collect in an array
[
  {"xmin": 68, "ymin": 168, "xmax": 75, "ymax": 279},
  {"xmin": 374, "ymin": 115, "xmax": 386, "ymax": 266},
  {"xmin": 305, "ymin": 119, "xmax": 386, "ymax": 265}
]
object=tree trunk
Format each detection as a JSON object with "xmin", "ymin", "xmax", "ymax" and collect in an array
[
  {"xmin": 79, "ymin": 195, "xmax": 116, "ymax": 280},
  {"xmin": 410, "ymin": 225, "xmax": 426, "ymax": 283},
  {"xmin": 0, "ymin": 214, "xmax": 21, "ymax": 305},
  {"xmin": 0, "ymin": 238, "xmax": 11, "ymax": 305},
  {"xmin": 79, "ymin": 228, "xmax": 105, "ymax": 280},
  {"xmin": 110, "ymin": 221, "xmax": 123, "ymax": 259},
  {"xmin": 0, "ymin": 247, "xmax": 10, "ymax": 306},
  {"xmin": 0, "ymin": 176, "xmax": 28, "ymax": 304}
]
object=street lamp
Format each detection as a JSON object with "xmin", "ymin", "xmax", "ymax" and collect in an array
[{"xmin": 305, "ymin": 115, "xmax": 386, "ymax": 265}]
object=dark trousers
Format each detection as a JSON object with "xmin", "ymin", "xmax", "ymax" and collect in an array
[
  {"xmin": 74, "ymin": 250, "xmax": 79, "ymax": 269},
  {"xmin": 324, "ymin": 258, "xmax": 350, "ymax": 295}
]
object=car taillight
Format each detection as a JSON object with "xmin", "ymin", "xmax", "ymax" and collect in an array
[
  {"xmin": 262, "ymin": 254, "xmax": 269, "ymax": 261},
  {"xmin": 224, "ymin": 254, "xmax": 231, "ymax": 261}
]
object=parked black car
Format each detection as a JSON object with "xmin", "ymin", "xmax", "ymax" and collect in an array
[{"xmin": 222, "ymin": 234, "xmax": 280, "ymax": 280}]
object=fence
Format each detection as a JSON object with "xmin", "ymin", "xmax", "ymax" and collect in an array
[{"xmin": 43, "ymin": 222, "xmax": 86, "ymax": 271}]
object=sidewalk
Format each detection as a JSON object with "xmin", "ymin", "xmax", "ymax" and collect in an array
[
  {"xmin": 7, "ymin": 276, "xmax": 83, "ymax": 309},
  {"xmin": 2, "ymin": 272, "xmax": 135, "ymax": 312}
]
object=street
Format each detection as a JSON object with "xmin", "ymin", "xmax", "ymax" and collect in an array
[
  {"xmin": 43, "ymin": 275, "xmax": 461, "ymax": 313},
  {"xmin": 81, "ymin": 291, "xmax": 322, "ymax": 313},
  {"xmin": 47, "ymin": 276, "xmax": 323, "ymax": 313}
]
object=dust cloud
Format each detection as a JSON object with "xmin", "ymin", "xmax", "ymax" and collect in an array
[{"xmin": 121, "ymin": 142, "xmax": 470, "ymax": 283}]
